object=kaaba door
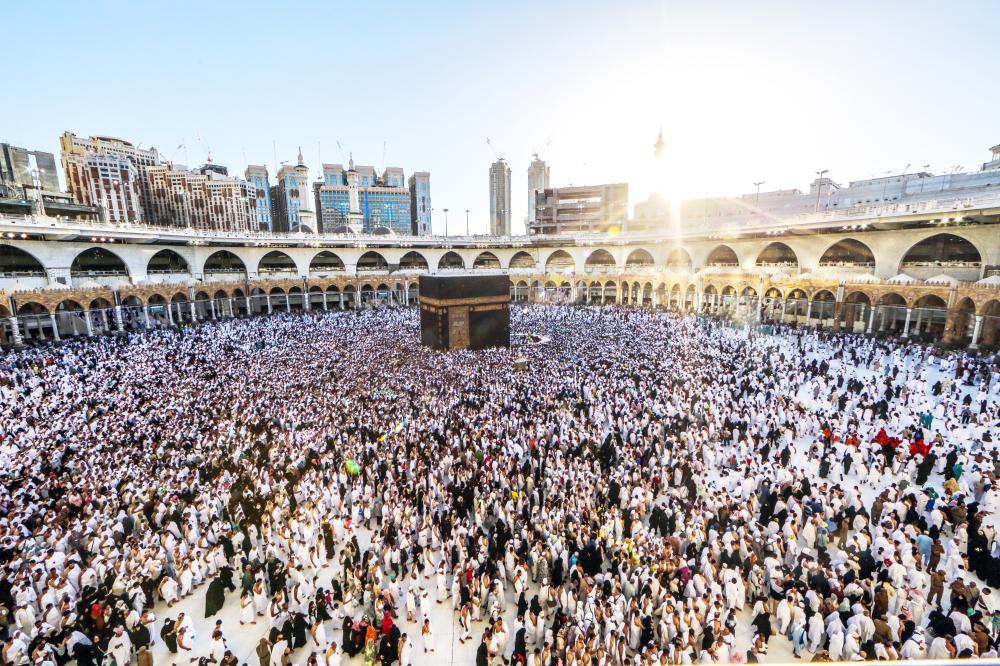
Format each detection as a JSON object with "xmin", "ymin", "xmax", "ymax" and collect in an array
[{"xmin": 448, "ymin": 306, "xmax": 470, "ymax": 349}]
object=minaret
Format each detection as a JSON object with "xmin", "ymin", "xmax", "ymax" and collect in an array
[
  {"xmin": 653, "ymin": 127, "xmax": 666, "ymax": 160},
  {"xmin": 345, "ymin": 152, "xmax": 364, "ymax": 230},
  {"xmin": 295, "ymin": 145, "xmax": 316, "ymax": 232}
]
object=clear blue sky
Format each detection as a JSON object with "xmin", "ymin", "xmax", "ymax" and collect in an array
[{"xmin": 5, "ymin": 0, "xmax": 999, "ymax": 234}]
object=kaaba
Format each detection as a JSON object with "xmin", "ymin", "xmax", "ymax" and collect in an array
[{"xmin": 419, "ymin": 274, "xmax": 511, "ymax": 350}]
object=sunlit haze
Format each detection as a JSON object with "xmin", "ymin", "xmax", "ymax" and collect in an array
[{"xmin": 4, "ymin": 0, "xmax": 999, "ymax": 233}]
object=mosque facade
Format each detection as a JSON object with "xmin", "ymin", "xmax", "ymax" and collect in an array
[{"xmin": 0, "ymin": 191, "xmax": 999, "ymax": 347}]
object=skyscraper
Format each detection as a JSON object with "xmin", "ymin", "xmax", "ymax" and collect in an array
[
  {"xmin": 526, "ymin": 154, "xmax": 550, "ymax": 226},
  {"xmin": 489, "ymin": 158, "xmax": 511, "ymax": 236},
  {"xmin": 271, "ymin": 148, "xmax": 314, "ymax": 232},
  {"xmin": 60, "ymin": 132, "xmax": 160, "ymax": 224},
  {"xmin": 408, "ymin": 171, "xmax": 432, "ymax": 235},
  {"xmin": 313, "ymin": 157, "xmax": 417, "ymax": 234},
  {"xmin": 245, "ymin": 165, "xmax": 273, "ymax": 232}
]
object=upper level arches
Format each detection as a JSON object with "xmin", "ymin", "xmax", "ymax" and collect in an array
[
  {"xmin": 666, "ymin": 247, "xmax": 693, "ymax": 269},
  {"xmin": 756, "ymin": 242, "xmax": 798, "ymax": 268},
  {"xmin": 203, "ymin": 250, "xmax": 247, "ymax": 277},
  {"xmin": 71, "ymin": 247, "xmax": 130, "ymax": 277},
  {"xmin": 473, "ymin": 251, "xmax": 501, "ymax": 269},
  {"xmin": 399, "ymin": 251, "xmax": 429, "ymax": 271},
  {"xmin": 509, "ymin": 251, "xmax": 536, "ymax": 269},
  {"xmin": 309, "ymin": 251, "xmax": 345, "ymax": 273},
  {"xmin": 357, "ymin": 250, "xmax": 389, "ymax": 272},
  {"xmin": 0, "ymin": 245, "xmax": 45, "ymax": 276},
  {"xmin": 257, "ymin": 250, "xmax": 298, "ymax": 276},
  {"xmin": 147, "ymin": 249, "xmax": 190, "ymax": 274},
  {"xmin": 705, "ymin": 244, "xmax": 739, "ymax": 268},
  {"xmin": 818, "ymin": 238, "xmax": 876, "ymax": 268},
  {"xmin": 438, "ymin": 251, "xmax": 465, "ymax": 270},
  {"xmin": 544, "ymin": 250, "xmax": 575, "ymax": 274},
  {"xmin": 624, "ymin": 248, "xmax": 655, "ymax": 270},
  {"xmin": 585, "ymin": 249, "xmax": 616, "ymax": 270}
]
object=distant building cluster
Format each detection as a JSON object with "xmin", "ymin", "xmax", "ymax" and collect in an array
[
  {"xmin": 633, "ymin": 143, "xmax": 1000, "ymax": 233},
  {"xmin": 1, "ymin": 132, "xmax": 432, "ymax": 235}
]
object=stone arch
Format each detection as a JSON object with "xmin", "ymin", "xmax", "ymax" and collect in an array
[
  {"xmin": 878, "ymin": 292, "xmax": 908, "ymax": 306},
  {"xmin": 901, "ymin": 233, "xmax": 982, "ymax": 269},
  {"xmin": 473, "ymin": 251, "xmax": 501, "ymax": 269},
  {"xmin": 257, "ymin": 250, "xmax": 298, "ymax": 276},
  {"xmin": 509, "ymin": 251, "xmax": 536, "ymax": 269},
  {"xmin": 399, "ymin": 251, "xmax": 429, "ymax": 271},
  {"xmin": 203, "ymin": 250, "xmax": 247, "ymax": 277},
  {"xmin": 756, "ymin": 242, "xmax": 798, "ymax": 268},
  {"xmin": 71, "ymin": 247, "xmax": 130, "ymax": 277},
  {"xmin": 585, "ymin": 249, "xmax": 616, "ymax": 271},
  {"xmin": 836, "ymin": 291, "xmax": 872, "ymax": 330},
  {"xmin": 438, "ymin": 251, "xmax": 465, "ymax": 270},
  {"xmin": 808, "ymin": 289, "xmax": 836, "ymax": 321},
  {"xmin": 147, "ymin": 249, "xmax": 190, "ymax": 274},
  {"xmin": 706, "ymin": 245, "xmax": 739, "ymax": 268},
  {"xmin": 666, "ymin": 247, "xmax": 693, "ymax": 269},
  {"xmin": 544, "ymin": 250, "xmax": 575, "ymax": 274},
  {"xmin": 0, "ymin": 245, "xmax": 46, "ymax": 276},
  {"xmin": 309, "ymin": 251, "xmax": 345, "ymax": 273},
  {"xmin": 818, "ymin": 238, "xmax": 875, "ymax": 267},
  {"xmin": 624, "ymin": 248, "xmax": 655, "ymax": 270},
  {"xmin": 357, "ymin": 250, "xmax": 389, "ymax": 271}
]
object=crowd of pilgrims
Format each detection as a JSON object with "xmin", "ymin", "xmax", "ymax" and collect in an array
[{"xmin": 1, "ymin": 304, "xmax": 1000, "ymax": 666}]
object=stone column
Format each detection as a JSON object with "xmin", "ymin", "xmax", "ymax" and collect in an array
[
  {"xmin": 189, "ymin": 301, "xmax": 197, "ymax": 322},
  {"xmin": 209, "ymin": 299, "xmax": 217, "ymax": 320},
  {"xmin": 9, "ymin": 317, "xmax": 23, "ymax": 346},
  {"xmin": 780, "ymin": 299, "xmax": 787, "ymax": 323},
  {"xmin": 83, "ymin": 310, "xmax": 94, "ymax": 337},
  {"xmin": 304, "ymin": 292, "xmax": 312, "ymax": 311},
  {"xmin": 914, "ymin": 308, "xmax": 923, "ymax": 336},
  {"xmin": 340, "ymin": 292, "xmax": 345, "ymax": 309},
  {"xmin": 832, "ymin": 302, "xmax": 843, "ymax": 332},
  {"xmin": 902, "ymin": 308, "xmax": 913, "ymax": 337},
  {"xmin": 867, "ymin": 306, "xmax": 876, "ymax": 333},
  {"xmin": 167, "ymin": 304, "xmax": 175, "ymax": 326},
  {"xmin": 970, "ymin": 314, "xmax": 984, "ymax": 349},
  {"xmin": 49, "ymin": 313, "xmax": 61, "ymax": 341},
  {"xmin": 805, "ymin": 300, "xmax": 813, "ymax": 324},
  {"xmin": 322, "ymin": 292, "xmax": 328, "ymax": 310},
  {"xmin": 942, "ymin": 308, "xmax": 961, "ymax": 343},
  {"xmin": 143, "ymin": 306, "xmax": 151, "ymax": 328},
  {"xmin": 266, "ymin": 295, "xmax": 273, "ymax": 314},
  {"xmin": 245, "ymin": 295, "xmax": 252, "ymax": 315},
  {"xmin": 285, "ymin": 294, "xmax": 291, "ymax": 311},
  {"xmin": 115, "ymin": 306, "xmax": 125, "ymax": 333}
]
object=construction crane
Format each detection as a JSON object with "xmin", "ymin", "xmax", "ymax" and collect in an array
[
  {"xmin": 532, "ymin": 139, "xmax": 551, "ymax": 161},
  {"xmin": 486, "ymin": 137, "xmax": 504, "ymax": 161}
]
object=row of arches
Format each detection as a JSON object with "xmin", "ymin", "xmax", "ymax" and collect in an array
[{"xmin": 0, "ymin": 233, "xmax": 986, "ymax": 281}]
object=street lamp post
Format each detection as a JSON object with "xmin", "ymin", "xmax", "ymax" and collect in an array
[
  {"xmin": 753, "ymin": 181, "xmax": 765, "ymax": 217},
  {"xmin": 814, "ymin": 169, "xmax": 829, "ymax": 212},
  {"xmin": 465, "ymin": 209, "xmax": 470, "ymax": 236},
  {"xmin": 443, "ymin": 208, "xmax": 449, "ymax": 236}
]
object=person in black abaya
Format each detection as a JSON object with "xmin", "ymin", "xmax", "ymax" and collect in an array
[
  {"xmin": 160, "ymin": 618, "xmax": 178, "ymax": 654},
  {"xmin": 205, "ymin": 576, "xmax": 227, "ymax": 618},
  {"xmin": 379, "ymin": 623, "xmax": 400, "ymax": 665},
  {"xmin": 752, "ymin": 604, "xmax": 772, "ymax": 643},
  {"xmin": 291, "ymin": 612, "xmax": 308, "ymax": 648},
  {"xmin": 511, "ymin": 627, "xmax": 527, "ymax": 664}
]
